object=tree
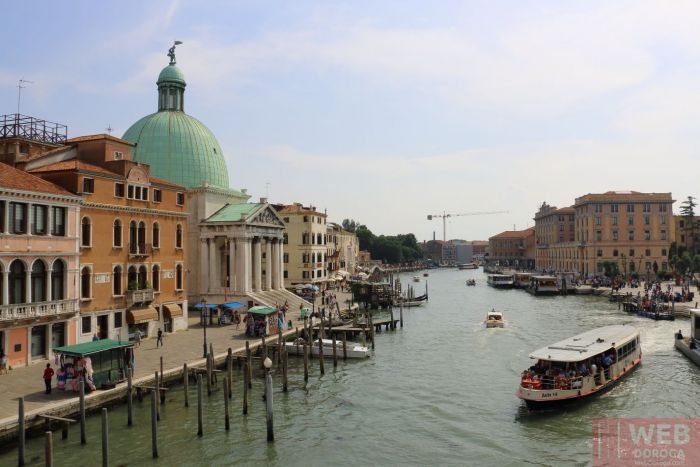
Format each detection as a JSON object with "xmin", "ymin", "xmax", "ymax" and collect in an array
[
  {"xmin": 341, "ymin": 219, "xmax": 358, "ymax": 233},
  {"xmin": 355, "ymin": 224, "xmax": 374, "ymax": 251},
  {"xmin": 601, "ymin": 261, "xmax": 619, "ymax": 279},
  {"xmin": 680, "ymin": 196, "xmax": 698, "ymax": 254}
]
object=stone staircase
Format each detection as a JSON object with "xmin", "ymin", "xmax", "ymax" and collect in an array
[{"xmin": 246, "ymin": 289, "xmax": 312, "ymax": 322}]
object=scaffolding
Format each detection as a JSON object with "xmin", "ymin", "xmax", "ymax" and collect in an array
[{"xmin": 0, "ymin": 114, "xmax": 67, "ymax": 145}]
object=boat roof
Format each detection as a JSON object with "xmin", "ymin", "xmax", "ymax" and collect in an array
[
  {"xmin": 489, "ymin": 274, "xmax": 512, "ymax": 278},
  {"xmin": 529, "ymin": 325, "xmax": 639, "ymax": 362},
  {"xmin": 532, "ymin": 276, "xmax": 558, "ymax": 280},
  {"xmin": 487, "ymin": 311, "xmax": 503, "ymax": 317},
  {"xmin": 53, "ymin": 339, "xmax": 133, "ymax": 356}
]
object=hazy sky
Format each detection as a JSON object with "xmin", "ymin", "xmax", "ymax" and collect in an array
[{"xmin": 2, "ymin": 1, "xmax": 698, "ymax": 242}]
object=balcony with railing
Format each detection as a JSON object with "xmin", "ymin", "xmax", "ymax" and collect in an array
[
  {"xmin": 128, "ymin": 242, "xmax": 153, "ymax": 258},
  {"xmin": 0, "ymin": 299, "xmax": 78, "ymax": 322},
  {"xmin": 126, "ymin": 288, "xmax": 155, "ymax": 307}
]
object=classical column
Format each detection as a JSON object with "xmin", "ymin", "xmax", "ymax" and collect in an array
[
  {"xmin": 235, "ymin": 238, "xmax": 250, "ymax": 294},
  {"xmin": 46, "ymin": 267, "xmax": 52, "ymax": 302},
  {"xmin": 244, "ymin": 238, "xmax": 252, "ymax": 293},
  {"xmin": 252, "ymin": 238, "xmax": 261, "ymax": 292},
  {"xmin": 279, "ymin": 241, "xmax": 285, "ymax": 289},
  {"xmin": 2, "ymin": 270, "xmax": 9, "ymax": 305},
  {"xmin": 200, "ymin": 238, "xmax": 208, "ymax": 294},
  {"xmin": 271, "ymin": 239, "xmax": 280, "ymax": 290},
  {"xmin": 25, "ymin": 269, "xmax": 32, "ymax": 304},
  {"xmin": 46, "ymin": 324, "xmax": 53, "ymax": 358},
  {"xmin": 208, "ymin": 237, "xmax": 217, "ymax": 293},
  {"xmin": 228, "ymin": 237, "xmax": 236, "ymax": 292},
  {"xmin": 264, "ymin": 239, "xmax": 272, "ymax": 291}
]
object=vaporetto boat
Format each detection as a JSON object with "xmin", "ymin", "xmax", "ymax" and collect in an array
[
  {"xmin": 526, "ymin": 276, "xmax": 560, "ymax": 295},
  {"xmin": 517, "ymin": 325, "xmax": 641, "ymax": 408},
  {"xmin": 487, "ymin": 274, "xmax": 514, "ymax": 288}
]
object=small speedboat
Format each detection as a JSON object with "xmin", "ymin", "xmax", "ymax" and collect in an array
[
  {"xmin": 285, "ymin": 338, "xmax": 371, "ymax": 359},
  {"xmin": 412, "ymin": 276, "xmax": 421, "ymax": 282},
  {"xmin": 423, "ymin": 272, "xmax": 429, "ymax": 277},
  {"xmin": 466, "ymin": 279, "xmax": 476, "ymax": 286},
  {"xmin": 485, "ymin": 310, "xmax": 505, "ymax": 328}
]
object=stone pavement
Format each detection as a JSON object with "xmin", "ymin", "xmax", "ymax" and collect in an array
[{"xmin": 0, "ymin": 289, "xmax": 353, "ymax": 422}]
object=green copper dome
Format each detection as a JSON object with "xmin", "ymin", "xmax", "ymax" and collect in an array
[{"xmin": 122, "ymin": 60, "xmax": 230, "ymax": 190}]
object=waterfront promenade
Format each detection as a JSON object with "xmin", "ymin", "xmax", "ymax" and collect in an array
[{"xmin": 0, "ymin": 290, "xmax": 351, "ymax": 427}]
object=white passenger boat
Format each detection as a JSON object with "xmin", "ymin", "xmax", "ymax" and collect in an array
[
  {"xmin": 674, "ymin": 308, "xmax": 700, "ymax": 368},
  {"xmin": 527, "ymin": 276, "xmax": 560, "ymax": 295},
  {"xmin": 484, "ymin": 310, "xmax": 505, "ymax": 328},
  {"xmin": 457, "ymin": 262, "xmax": 479, "ymax": 270},
  {"xmin": 513, "ymin": 272, "xmax": 532, "ymax": 289},
  {"xmin": 285, "ymin": 338, "xmax": 371, "ymax": 359},
  {"xmin": 487, "ymin": 274, "xmax": 514, "ymax": 288},
  {"xmin": 517, "ymin": 325, "xmax": 641, "ymax": 408}
]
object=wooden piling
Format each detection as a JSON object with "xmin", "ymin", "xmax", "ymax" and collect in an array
[
  {"xmin": 127, "ymin": 368, "xmax": 133, "ymax": 426},
  {"xmin": 18, "ymin": 397, "xmax": 25, "ymax": 466},
  {"xmin": 150, "ymin": 391, "xmax": 158, "ymax": 458},
  {"xmin": 101, "ymin": 408, "xmax": 108, "ymax": 467},
  {"xmin": 209, "ymin": 343, "xmax": 215, "ymax": 362},
  {"xmin": 242, "ymin": 362, "xmax": 249, "ymax": 415},
  {"xmin": 277, "ymin": 329, "xmax": 283, "ymax": 364},
  {"xmin": 44, "ymin": 431, "xmax": 53, "ymax": 467},
  {"xmin": 246, "ymin": 341, "xmax": 252, "ymax": 389},
  {"xmin": 295, "ymin": 327, "xmax": 300, "ymax": 355},
  {"xmin": 224, "ymin": 378, "xmax": 230, "ymax": 430},
  {"xmin": 183, "ymin": 363, "xmax": 189, "ymax": 407},
  {"xmin": 261, "ymin": 336, "xmax": 267, "ymax": 369},
  {"xmin": 320, "ymin": 315, "xmax": 325, "ymax": 340},
  {"xmin": 79, "ymin": 379, "xmax": 86, "ymax": 444},
  {"xmin": 370, "ymin": 314, "xmax": 375, "ymax": 350},
  {"xmin": 390, "ymin": 308, "xmax": 395, "ymax": 330},
  {"xmin": 303, "ymin": 342, "xmax": 309, "ymax": 382},
  {"xmin": 160, "ymin": 357, "xmax": 165, "ymax": 404},
  {"xmin": 282, "ymin": 346, "xmax": 288, "ymax": 392},
  {"xmin": 318, "ymin": 336, "xmax": 325, "ymax": 375},
  {"xmin": 399, "ymin": 306, "xmax": 404, "ymax": 328},
  {"xmin": 154, "ymin": 372, "xmax": 160, "ymax": 421},
  {"xmin": 206, "ymin": 354, "xmax": 213, "ymax": 396},
  {"xmin": 227, "ymin": 348, "xmax": 233, "ymax": 399},
  {"xmin": 342, "ymin": 333, "xmax": 347, "ymax": 360},
  {"xmin": 332, "ymin": 335, "xmax": 338, "ymax": 368},
  {"xmin": 197, "ymin": 374, "xmax": 203, "ymax": 437},
  {"xmin": 61, "ymin": 421, "xmax": 68, "ymax": 440}
]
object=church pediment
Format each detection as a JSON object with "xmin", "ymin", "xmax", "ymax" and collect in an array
[{"xmin": 247, "ymin": 206, "xmax": 285, "ymax": 227}]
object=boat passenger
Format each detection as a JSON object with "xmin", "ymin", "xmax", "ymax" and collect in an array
[{"xmin": 602, "ymin": 354, "xmax": 613, "ymax": 368}]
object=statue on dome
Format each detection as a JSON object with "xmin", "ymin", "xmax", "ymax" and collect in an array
[{"xmin": 167, "ymin": 40, "xmax": 183, "ymax": 65}]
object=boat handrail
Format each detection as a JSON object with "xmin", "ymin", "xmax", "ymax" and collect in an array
[{"xmin": 521, "ymin": 372, "xmax": 588, "ymax": 391}]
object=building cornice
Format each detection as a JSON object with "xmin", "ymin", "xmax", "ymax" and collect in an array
[
  {"xmin": 82, "ymin": 202, "xmax": 187, "ymax": 218},
  {"xmin": 0, "ymin": 189, "xmax": 81, "ymax": 205}
]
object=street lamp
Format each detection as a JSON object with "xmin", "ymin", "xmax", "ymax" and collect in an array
[
  {"xmin": 201, "ymin": 298, "xmax": 208, "ymax": 358},
  {"xmin": 263, "ymin": 356, "xmax": 274, "ymax": 442}
]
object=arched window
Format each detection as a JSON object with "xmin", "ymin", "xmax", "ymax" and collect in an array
[
  {"xmin": 152, "ymin": 265, "xmax": 160, "ymax": 291},
  {"xmin": 51, "ymin": 260, "xmax": 65, "ymax": 300},
  {"xmin": 176, "ymin": 264, "xmax": 183, "ymax": 290},
  {"xmin": 176, "ymin": 224, "xmax": 183, "ymax": 248},
  {"xmin": 137, "ymin": 221, "xmax": 146, "ymax": 253},
  {"xmin": 80, "ymin": 266, "xmax": 91, "ymax": 299},
  {"xmin": 128, "ymin": 266, "xmax": 137, "ymax": 290},
  {"xmin": 81, "ymin": 217, "xmax": 91, "ymax": 247},
  {"xmin": 129, "ymin": 221, "xmax": 137, "ymax": 254},
  {"xmin": 317, "ymin": 233, "xmax": 322, "ymax": 244},
  {"xmin": 113, "ymin": 265, "xmax": 122, "ymax": 296},
  {"xmin": 152, "ymin": 222, "xmax": 160, "ymax": 248},
  {"xmin": 31, "ymin": 260, "xmax": 47, "ymax": 302},
  {"xmin": 138, "ymin": 265, "xmax": 147, "ymax": 289},
  {"xmin": 9, "ymin": 260, "xmax": 26, "ymax": 304},
  {"xmin": 113, "ymin": 219, "xmax": 122, "ymax": 247}
]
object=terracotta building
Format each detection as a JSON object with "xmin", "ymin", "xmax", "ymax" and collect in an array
[
  {"xmin": 0, "ymin": 163, "xmax": 81, "ymax": 367},
  {"xmin": 487, "ymin": 227, "xmax": 536, "ymax": 269},
  {"xmin": 24, "ymin": 134, "xmax": 189, "ymax": 342},
  {"xmin": 574, "ymin": 191, "xmax": 674, "ymax": 277},
  {"xmin": 534, "ymin": 204, "xmax": 576, "ymax": 272}
]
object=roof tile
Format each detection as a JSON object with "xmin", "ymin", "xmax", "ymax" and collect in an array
[{"xmin": 0, "ymin": 163, "xmax": 75, "ymax": 196}]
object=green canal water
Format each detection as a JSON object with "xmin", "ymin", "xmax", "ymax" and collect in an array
[{"xmin": 4, "ymin": 268, "xmax": 700, "ymax": 466}]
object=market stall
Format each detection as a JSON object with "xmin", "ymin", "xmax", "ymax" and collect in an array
[{"xmin": 52, "ymin": 339, "xmax": 134, "ymax": 390}]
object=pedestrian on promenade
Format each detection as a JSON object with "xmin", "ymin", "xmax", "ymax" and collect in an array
[
  {"xmin": 156, "ymin": 328, "xmax": 164, "ymax": 348},
  {"xmin": 43, "ymin": 363, "xmax": 54, "ymax": 394},
  {"xmin": 92, "ymin": 333, "xmax": 99, "ymax": 341},
  {"xmin": 0, "ymin": 351, "xmax": 8, "ymax": 375},
  {"xmin": 135, "ymin": 329, "xmax": 142, "ymax": 348}
]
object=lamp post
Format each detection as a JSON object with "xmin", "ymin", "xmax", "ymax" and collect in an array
[
  {"xmin": 263, "ymin": 356, "xmax": 274, "ymax": 442},
  {"xmin": 201, "ymin": 298, "xmax": 208, "ymax": 358}
]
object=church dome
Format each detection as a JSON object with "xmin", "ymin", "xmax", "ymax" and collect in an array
[{"xmin": 122, "ymin": 53, "xmax": 230, "ymax": 190}]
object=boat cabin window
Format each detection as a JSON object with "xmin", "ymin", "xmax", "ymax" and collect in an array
[{"xmin": 617, "ymin": 340, "xmax": 636, "ymax": 360}]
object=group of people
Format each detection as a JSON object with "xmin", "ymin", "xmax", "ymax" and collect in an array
[
  {"xmin": 521, "ymin": 353, "xmax": 617, "ymax": 391},
  {"xmin": 43, "ymin": 356, "xmax": 97, "ymax": 395}
]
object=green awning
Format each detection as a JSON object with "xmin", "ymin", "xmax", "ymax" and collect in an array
[
  {"xmin": 53, "ymin": 339, "xmax": 133, "ymax": 357},
  {"xmin": 246, "ymin": 306, "xmax": 277, "ymax": 316}
]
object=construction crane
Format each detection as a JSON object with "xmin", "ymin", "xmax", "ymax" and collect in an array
[{"xmin": 427, "ymin": 210, "xmax": 509, "ymax": 242}]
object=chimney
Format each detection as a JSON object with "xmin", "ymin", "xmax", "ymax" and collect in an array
[{"xmin": 433, "ymin": 231, "xmax": 436, "ymax": 241}]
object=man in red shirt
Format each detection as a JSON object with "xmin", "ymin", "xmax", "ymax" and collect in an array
[{"xmin": 43, "ymin": 363, "xmax": 54, "ymax": 394}]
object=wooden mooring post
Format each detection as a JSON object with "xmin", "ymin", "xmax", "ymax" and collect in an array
[
  {"xmin": 101, "ymin": 408, "xmax": 108, "ymax": 467},
  {"xmin": 160, "ymin": 357, "xmax": 165, "ymax": 404},
  {"xmin": 18, "ymin": 397, "xmax": 25, "ymax": 466},
  {"xmin": 183, "ymin": 363, "xmax": 189, "ymax": 407},
  {"xmin": 197, "ymin": 374, "xmax": 203, "ymax": 437},
  {"xmin": 318, "ymin": 336, "xmax": 325, "ymax": 375},
  {"xmin": 342, "ymin": 333, "xmax": 347, "ymax": 360},
  {"xmin": 246, "ymin": 341, "xmax": 253, "ymax": 389},
  {"xmin": 227, "ymin": 348, "xmax": 233, "ymax": 399},
  {"xmin": 390, "ymin": 308, "xmax": 395, "ymax": 330},
  {"xmin": 303, "ymin": 342, "xmax": 309, "ymax": 382},
  {"xmin": 44, "ymin": 431, "xmax": 53, "ymax": 467},
  {"xmin": 79, "ymin": 379, "xmax": 86, "ymax": 444},
  {"xmin": 261, "ymin": 336, "xmax": 267, "ymax": 370},
  {"xmin": 154, "ymin": 372, "xmax": 160, "ymax": 421},
  {"xmin": 150, "ymin": 391, "xmax": 158, "ymax": 458},
  {"xmin": 207, "ymin": 354, "xmax": 213, "ymax": 396},
  {"xmin": 332, "ymin": 336, "xmax": 338, "ymax": 368},
  {"xmin": 224, "ymin": 378, "xmax": 230, "ymax": 431},
  {"xmin": 282, "ymin": 346, "xmax": 288, "ymax": 392},
  {"xmin": 295, "ymin": 327, "xmax": 300, "ymax": 355},
  {"xmin": 400, "ymin": 306, "xmax": 404, "ymax": 328},
  {"xmin": 243, "ymin": 362, "xmax": 249, "ymax": 415},
  {"xmin": 127, "ymin": 368, "xmax": 133, "ymax": 426}
]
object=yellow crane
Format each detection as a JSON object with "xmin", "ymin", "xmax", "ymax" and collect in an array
[{"xmin": 427, "ymin": 210, "xmax": 509, "ymax": 242}]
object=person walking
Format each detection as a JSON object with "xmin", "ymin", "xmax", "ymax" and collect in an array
[
  {"xmin": 134, "ymin": 329, "xmax": 142, "ymax": 348},
  {"xmin": 0, "ymin": 351, "xmax": 8, "ymax": 375},
  {"xmin": 156, "ymin": 328, "xmax": 164, "ymax": 348},
  {"xmin": 43, "ymin": 363, "xmax": 54, "ymax": 394}
]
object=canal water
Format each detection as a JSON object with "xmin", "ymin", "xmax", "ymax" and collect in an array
[{"xmin": 5, "ymin": 268, "xmax": 700, "ymax": 466}]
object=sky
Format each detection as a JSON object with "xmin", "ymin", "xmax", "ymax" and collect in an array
[{"xmin": 1, "ymin": 1, "xmax": 699, "ymax": 242}]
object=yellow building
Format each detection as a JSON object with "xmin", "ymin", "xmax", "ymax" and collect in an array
[
  {"xmin": 275, "ymin": 203, "xmax": 328, "ymax": 287},
  {"xmin": 574, "ymin": 191, "xmax": 674, "ymax": 277},
  {"xmin": 534, "ymin": 204, "xmax": 576, "ymax": 272}
]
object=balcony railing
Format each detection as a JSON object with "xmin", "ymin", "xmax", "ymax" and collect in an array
[
  {"xmin": 0, "ymin": 299, "xmax": 78, "ymax": 322},
  {"xmin": 128, "ymin": 242, "xmax": 153, "ymax": 257},
  {"xmin": 126, "ymin": 288, "xmax": 155, "ymax": 307}
]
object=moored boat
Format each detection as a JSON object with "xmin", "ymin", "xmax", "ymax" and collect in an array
[
  {"xmin": 674, "ymin": 308, "xmax": 700, "ymax": 367},
  {"xmin": 487, "ymin": 274, "xmax": 514, "ymax": 288},
  {"xmin": 485, "ymin": 310, "xmax": 505, "ymax": 328},
  {"xmin": 458, "ymin": 262, "xmax": 479, "ymax": 270},
  {"xmin": 466, "ymin": 279, "xmax": 476, "ymax": 286},
  {"xmin": 517, "ymin": 325, "xmax": 641, "ymax": 408},
  {"xmin": 412, "ymin": 276, "xmax": 421, "ymax": 282},
  {"xmin": 285, "ymin": 338, "xmax": 371, "ymax": 359},
  {"xmin": 513, "ymin": 272, "xmax": 532, "ymax": 289},
  {"xmin": 526, "ymin": 276, "xmax": 560, "ymax": 295}
]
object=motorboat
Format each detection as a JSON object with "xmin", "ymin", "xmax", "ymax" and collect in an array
[
  {"xmin": 675, "ymin": 308, "xmax": 700, "ymax": 368},
  {"xmin": 485, "ymin": 310, "xmax": 505, "ymax": 328},
  {"xmin": 412, "ymin": 276, "xmax": 421, "ymax": 282},
  {"xmin": 487, "ymin": 274, "xmax": 514, "ymax": 288},
  {"xmin": 457, "ymin": 262, "xmax": 479, "ymax": 270},
  {"xmin": 466, "ymin": 279, "xmax": 476, "ymax": 286},
  {"xmin": 423, "ymin": 272, "xmax": 429, "ymax": 277},
  {"xmin": 285, "ymin": 338, "xmax": 371, "ymax": 359},
  {"xmin": 517, "ymin": 325, "xmax": 641, "ymax": 408},
  {"xmin": 527, "ymin": 276, "xmax": 560, "ymax": 295}
]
